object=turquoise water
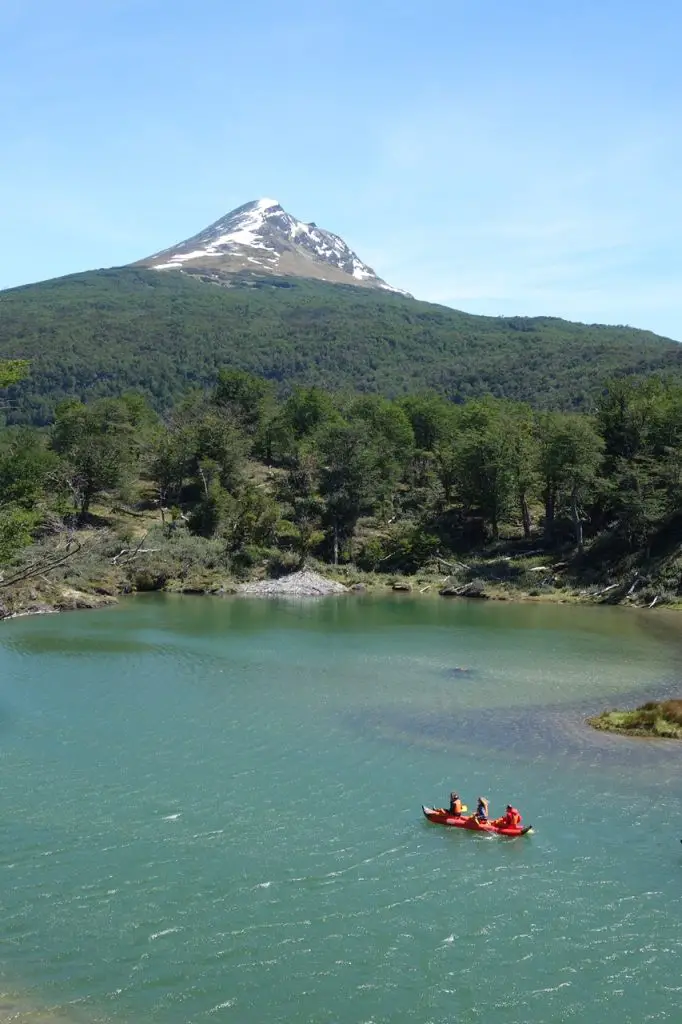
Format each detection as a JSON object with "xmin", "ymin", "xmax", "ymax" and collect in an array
[{"xmin": 1, "ymin": 595, "xmax": 681, "ymax": 1024}]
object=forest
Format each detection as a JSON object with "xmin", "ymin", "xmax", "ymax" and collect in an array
[
  {"xmin": 1, "ymin": 267, "xmax": 681, "ymax": 424},
  {"xmin": 1, "ymin": 358, "xmax": 681, "ymax": 607}
]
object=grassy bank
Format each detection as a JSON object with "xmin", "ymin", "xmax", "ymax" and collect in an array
[{"xmin": 588, "ymin": 700, "xmax": 682, "ymax": 739}]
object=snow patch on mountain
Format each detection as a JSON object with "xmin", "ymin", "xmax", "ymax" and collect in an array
[{"xmin": 145, "ymin": 199, "xmax": 406, "ymax": 294}]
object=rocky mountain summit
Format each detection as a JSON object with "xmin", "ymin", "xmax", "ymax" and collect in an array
[{"xmin": 137, "ymin": 198, "xmax": 405, "ymax": 293}]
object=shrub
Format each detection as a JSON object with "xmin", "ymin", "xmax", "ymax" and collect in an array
[
  {"xmin": 356, "ymin": 522, "xmax": 439, "ymax": 574},
  {"xmin": 266, "ymin": 550, "xmax": 301, "ymax": 577},
  {"xmin": 132, "ymin": 569, "xmax": 167, "ymax": 591},
  {"xmin": 660, "ymin": 700, "xmax": 682, "ymax": 726}
]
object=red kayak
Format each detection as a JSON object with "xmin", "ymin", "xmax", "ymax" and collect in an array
[{"xmin": 422, "ymin": 805, "xmax": 533, "ymax": 837}]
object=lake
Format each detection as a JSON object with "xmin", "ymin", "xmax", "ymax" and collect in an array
[{"xmin": 1, "ymin": 595, "xmax": 681, "ymax": 1024}]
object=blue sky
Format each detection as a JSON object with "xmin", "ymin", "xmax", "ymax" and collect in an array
[{"xmin": 2, "ymin": 0, "xmax": 681, "ymax": 338}]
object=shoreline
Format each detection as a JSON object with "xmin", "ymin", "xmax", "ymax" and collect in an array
[
  {"xmin": 0, "ymin": 586, "xmax": 117, "ymax": 622},
  {"xmin": 1, "ymin": 567, "xmax": 676, "ymax": 623},
  {"xmin": 4, "ymin": 505, "xmax": 677, "ymax": 620}
]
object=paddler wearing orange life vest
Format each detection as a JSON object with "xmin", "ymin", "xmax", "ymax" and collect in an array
[
  {"xmin": 493, "ymin": 804, "xmax": 522, "ymax": 829},
  {"xmin": 448, "ymin": 792, "xmax": 464, "ymax": 815}
]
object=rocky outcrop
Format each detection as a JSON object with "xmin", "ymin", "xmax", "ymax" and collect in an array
[{"xmin": 239, "ymin": 569, "xmax": 348, "ymax": 598}]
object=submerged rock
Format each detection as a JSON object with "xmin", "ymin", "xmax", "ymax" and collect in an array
[{"xmin": 239, "ymin": 569, "xmax": 348, "ymax": 598}]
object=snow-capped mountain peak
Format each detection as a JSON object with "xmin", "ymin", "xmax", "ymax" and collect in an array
[{"xmin": 137, "ymin": 199, "xmax": 405, "ymax": 293}]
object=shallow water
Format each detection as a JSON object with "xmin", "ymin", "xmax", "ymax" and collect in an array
[{"xmin": 1, "ymin": 595, "xmax": 681, "ymax": 1023}]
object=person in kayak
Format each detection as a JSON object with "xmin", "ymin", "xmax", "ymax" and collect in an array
[
  {"xmin": 473, "ymin": 796, "xmax": 489, "ymax": 823},
  {"xmin": 493, "ymin": 805, "xmax": 522, "ymax": 829},
  {"xmin": 448, "ymin": 792, "xmax": 464, "ymax": 815}
]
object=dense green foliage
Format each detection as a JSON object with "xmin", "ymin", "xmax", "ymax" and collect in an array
[
  {"xmin": 0, "ymin": 359, "xmax": 29, "ymax": 388},
  {"xmin": 2, "ymin": 369, "xmax": 682, "ymax": 595},
  {"xmin": 1, "ymin": 267, "xmax": 680, "ymax": 425}
]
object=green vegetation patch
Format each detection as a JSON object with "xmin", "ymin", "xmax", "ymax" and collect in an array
[{"xmin": 588, "ymin": 700, "xmax": 682, "ymax": 739}]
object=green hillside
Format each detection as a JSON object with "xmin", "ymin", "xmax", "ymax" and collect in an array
[{"xmin": 0, "ymin": 266, "xmax": 680, "ymax": 423}]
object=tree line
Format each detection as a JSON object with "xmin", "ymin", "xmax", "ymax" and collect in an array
[{"xmin": 1, "ymin": 364, "xmax": 681, "ymax": 575}]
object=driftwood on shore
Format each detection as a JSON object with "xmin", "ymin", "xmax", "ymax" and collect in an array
[
  {"xmin": 238, "ymin": 569, "xmax": 348, "ymax": 598},
  {"xmin": 439, "ymin": 579, "xmax": 488, "ymax": 599}
]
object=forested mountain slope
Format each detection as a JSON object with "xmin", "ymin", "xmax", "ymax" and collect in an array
[{"xmin": 0, "ymin": 266, "xmax": 680, "ymax": 424}]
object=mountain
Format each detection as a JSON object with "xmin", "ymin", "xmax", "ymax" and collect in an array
[
  {"xmin": 1, "ymin": 266, "xmax": 680, "ymax": 426},
  {"xmin": 136, "ymin": 198, "xmax": 405, "ymax": 293}
]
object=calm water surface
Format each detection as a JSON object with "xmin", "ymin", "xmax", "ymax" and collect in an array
[{"xmin": 1, "ymin": 595, "xmax": 681, "ymax": 1024}]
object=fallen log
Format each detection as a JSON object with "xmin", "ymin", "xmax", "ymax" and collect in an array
[{"xmin": 595, "ymin": 583, "xmax": 619, "ymax": 597}]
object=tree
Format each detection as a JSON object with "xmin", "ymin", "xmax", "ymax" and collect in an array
[
  {"xmin": 258, "ymin": 386, "xmax": 340, "ymax": 464},
  {"xmin": 505, "ymin": 403, "xmax": 539, "ymax": 540},
  {"xmin": 398, "ymin": 393, "xmax": 454, "ymax": 452},
  {"xmin": 348, "ymin": 395, "xmax": 414, "ymax": 454},
  {"xmin": 223, "ymin": 484, "xmax": 279, "ymax": 553},
  {"xmin": 596, "ymin": 377, "xmax": 673, "ymax": 465},
  {"xmin": 451, "ymin": 399, "xmax": 516, "ymax": 540},
  {"xmin": 193, "ymin": 412, "xmax": 248, "ymax": 492},
  {"xmin": 0, "ymin": 430, "xmax": 60, "ymax": 509},
  {"xmin": 188, "ymin": 480, "xmax": 278, "ymax": 552},
  {"xmin": 453, "ymin": 430, "xmax": 512, "ymax": 540},
  {"xmin": 0, "ymin": 508, "xmax": 41, "ymax": 565},
  {"xmin": 0, "ymin": 426, "xmax": 52, "ymax": 565},
  {"xmin": 118, "ymin": 391, "xmax": 159, "ymax": 430},
  {"xmin": 277, "ymin": 447, "xmax": 325, "ymax": 563},
  {"xmin": 282, "ymin": 386, "xmax": 340, "ymax": 440},
  {"xmin": 0, "ymin": 360, "xmax": 29, "ymax": 390},
  {"xmin": 433, "ymin": 442, "xmax": 460, "ymax": 506},
  {"xmin": 213, "ymin": 369, "xmax": 276, "ymax": 438},
  {"xmin": 187, "ymin": 479, "xmax": 232, "ymax": 538},
  {"xmin": 148, "ymin": 424, "xmax": 197, "ymax": 506},
  {"xmin": 315, "ymin": 421, "xmax": 384, "ymax": 564},
  {"xmin": 147, "ymin": 394, "xmax": 249, "ymax": 525},
  {"xmin": 538, "ymin": 413, "xmax": 603, "ymax": 550},
  {"xmin": 348, "ymin": 395, "xmax": 415, "ymax": 516},
  {"xmin": 52, "ymin": 398, "xmax": 139, "ymax": 519},
  {"xmin": 606, "ymin": 455, "xmax": 670, "ymax": 553}
]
